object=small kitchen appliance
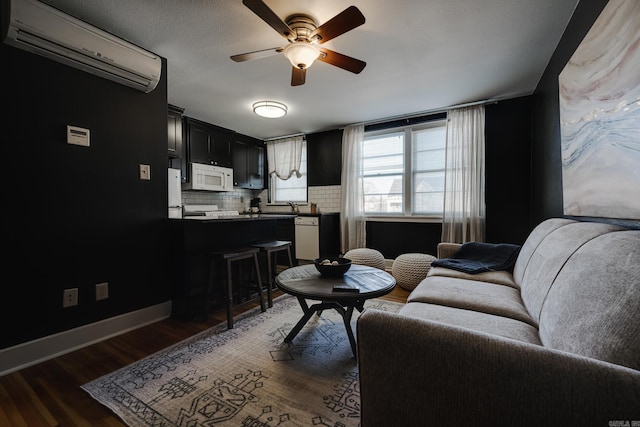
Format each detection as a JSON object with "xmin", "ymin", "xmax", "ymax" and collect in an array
[
  {"xmin": 250, "ymin": 197, "xmax": 262, "ymax": 213},
  {"xmin": 182, "ymin": 162, "xmax": 233, "ymax": 192}
]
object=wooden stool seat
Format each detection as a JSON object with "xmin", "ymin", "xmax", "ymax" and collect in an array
[
  {"xmin": 252, "ymin": 240, "xmax": 293, "ymax": 307},
  {"xmin": 208, "ymin": 246, "xmax": 265, "ymax": 328}
]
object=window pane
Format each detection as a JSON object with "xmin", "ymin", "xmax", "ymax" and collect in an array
[
  {"xmin": 362, "ymin": 132, "xmax": 404, "ymax": 214},
  {"xmin": 363, "ymin": 154, "xmax": 404, "ymax": 175},
  {"xmin": 414, "ymin": 191, "xmax": 445, "ymax": 214},
  {"xmin": 272, "ymin": 140, "xmax": 307, "ymax": 203},
  {"xmin": 362, "ymin": 120, "xmax": 446, "ymax": 217},
  {"xmin": 413, "ymin": 171, "xmax": 445, "ymax": 214},
  {"xmin": 411, "ymin": 125, "xmax": 446, "ymax": 215},
  {"xmin": 414, "ymin": 127, "xmax": 446, "ymax": 151},
  {"xmin": 414, "ymin": 148, "xmax": 445, "ymax": 170}
]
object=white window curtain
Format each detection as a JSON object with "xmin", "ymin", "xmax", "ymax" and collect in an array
[
  {"xmin": 266, "ymin": 135, "xmax": 304, "ymax": 180},
  {"xmin": 441, "ymin": 105, "xmax": 486, "ymax": 243},
  {"xmin": 340, "ymin": 124, "xmax": 366, "ymax": 253}
]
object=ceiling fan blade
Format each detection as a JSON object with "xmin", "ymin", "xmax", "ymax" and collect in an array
[
  {"xmin": 242, "ymin": 0, "xmax": 293, "ymax": 39},
  {"xmin": 230, "ymin": 47, "xmax": 283, "ymax": 62},
  {"xmin": 310, "ymin": 6, "xmax": 365, "ymax": 44},
  {"xmin": 291, "ymin": 67, "xmax": 306, "ymax": 86},
  {"xmin": 318, "ymin": 48, "xmax": 366, "ymax": 74}
]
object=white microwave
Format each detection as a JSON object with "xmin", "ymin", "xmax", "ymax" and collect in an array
[{"xmin": 183, "ymin": 163, "xmax": 234, "ymax": 191}]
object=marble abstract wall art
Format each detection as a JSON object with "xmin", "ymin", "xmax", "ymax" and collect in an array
[{"xmin": 558, "ymin": 0, "xmax": 640, "ymax": 219}]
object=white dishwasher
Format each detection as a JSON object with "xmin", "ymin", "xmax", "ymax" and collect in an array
[{"xmin": 294, "ymin": 216, "xmax": 320, "ymax": 260}]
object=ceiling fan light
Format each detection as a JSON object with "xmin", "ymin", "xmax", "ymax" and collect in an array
[
  {"xmin": 253, "ymin": 101, "xmax": 288, "ymax": 118},
  {"xmin": 283, "ymin": 42, "xmax": 320, "ymax": 69}
]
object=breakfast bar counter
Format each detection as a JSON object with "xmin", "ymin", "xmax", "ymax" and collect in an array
[{"xmin": 169, "ymin": 216, "xmax": 286, "ymax": 319}]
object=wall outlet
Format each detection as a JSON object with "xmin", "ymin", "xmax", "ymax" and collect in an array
[
  {"xmin": 63, "ymin": 288, "xmax": 78, "ymax": 308},
  {"xmin": 139, "ymin": 164, "xmax": 151, "ymax": 180},
  {"xmin": 95, "ymin": 282, "xmax": 109, "ymax": 301}
]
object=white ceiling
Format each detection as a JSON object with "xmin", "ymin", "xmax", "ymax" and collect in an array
[{"xmin": 44, "ymin": 0, "xmax": 579, "ymax": 140}]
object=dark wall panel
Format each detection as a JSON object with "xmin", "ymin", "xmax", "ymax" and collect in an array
[
  {"xmin": 366, "ymin": 222, "xmax": 442, "ymax": 259},
  {"xmin": 485, "ymin": 97, "xmax": 532, "ymax": 245},
  {"xmin": 3, "ymin": 43, "xmax": 169, "ymax": 349},
  {"xmin": 307, "ymin": 129, "xmax": 343, "ymax": 186}
]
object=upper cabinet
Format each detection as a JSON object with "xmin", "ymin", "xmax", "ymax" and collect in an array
[
  {"xmin": 184, "ymin": 117, "xmax": 233, "ymax": 168},
  {"xmin": 232, "ymin": 134, "xmax": 265, "ymax": 189},
  {"xmin": 307, "ymin": 129, "xmax": 343, "ymax": 186},
  {"xmin": 167, "ymin": 104, "xmax": 184, "ymax": 159}
]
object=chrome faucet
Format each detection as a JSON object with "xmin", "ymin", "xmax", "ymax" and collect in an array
[{"xmin": 288, "ymin": 201, "xmax": 299, "ymax": 214}]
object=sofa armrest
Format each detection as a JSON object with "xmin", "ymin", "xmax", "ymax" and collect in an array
[
  {"xmin": 437, "ymin": 242, "xmax": 461, "ymax": 258},
  {"xmin": 357, "ymin": 309, "xmax": 640, "ymax": 427}
]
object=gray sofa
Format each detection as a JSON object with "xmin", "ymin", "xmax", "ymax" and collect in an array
[{"xmin": 357, "ymin": 218, "xmax": 640, "ymax": 426}]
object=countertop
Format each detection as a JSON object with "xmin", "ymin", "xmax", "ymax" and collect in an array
[
  {"xmin": 256, "ymin": 212, "xmax": 340, "ymax": 217},
  {"xmin": 177, "ymin": 214, "xmax": 294, "ymax": 222},
  {"xmin": 171, "ymin": 212, "xmax": 339, "ymax": 222}
]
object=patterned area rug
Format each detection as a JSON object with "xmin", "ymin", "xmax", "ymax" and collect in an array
[{"xmin": 82, "ymin": 294, "xmax": 403, "ymax": 426}]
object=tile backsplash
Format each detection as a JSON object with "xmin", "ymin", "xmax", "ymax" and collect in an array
[{"xmin": 181, "ymin": 185, "xmax": 341, "ymax": 214}]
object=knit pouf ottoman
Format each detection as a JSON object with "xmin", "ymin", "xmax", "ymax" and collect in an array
[
  {"xmin": 344, "ymin": 248, "xmax": 386, "ymax": 270},
  {"xmin": 392, "ymin": 253, "xmax": 437, "ymax": 291}
]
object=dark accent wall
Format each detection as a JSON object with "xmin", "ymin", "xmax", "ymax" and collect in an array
[
  {"xmin": 2, "ymin": 43, "xmax": 169, "ymax": 349},
  {"xmin": 485, "ymin": 97, "xmax": 532, "ymax": 245},
  {"xmin": 531, "ymin": 0, "xmax": 608, "ymax": 224},
  {"xmin": 306, "ymin": 129, "xmax": 343, "ymax": 186},
  {"xmin": 366, "ymin": 221, "xmax": 442, "ymax": 259}
]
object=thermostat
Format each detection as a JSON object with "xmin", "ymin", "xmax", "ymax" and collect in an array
[{"xmin": 67, "ymin": 125, "xmax": 90, "ymax": 147}]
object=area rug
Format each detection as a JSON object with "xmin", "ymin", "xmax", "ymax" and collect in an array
[{"xmin": 82, "ymin": 294, "xmax": 403, "ymax": 427}]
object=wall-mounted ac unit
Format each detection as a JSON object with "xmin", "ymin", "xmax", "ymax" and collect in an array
[{"xmin": 2, "ymin": 0, "xmax": 162, "ymax": 93}]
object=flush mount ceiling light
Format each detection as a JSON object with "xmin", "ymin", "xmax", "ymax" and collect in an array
[{"xmin": 253, "ymin": 101, "xmax": 288, "ymax": 118}]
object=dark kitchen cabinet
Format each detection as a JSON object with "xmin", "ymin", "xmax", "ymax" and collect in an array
[
  {"xmin": 185, "ymin": 117, "xmax": 233, "ymax": 168},
  {"xmin": 232, "ymin": 134, "xmax": 265, "ymax": 189},
  {"xmin": 307, "ymin": 129, "xmax": 343, "ymax": 186},
  {"xmin": 168, "ymin": 104, "xmax": 184, "ymax": 159}
]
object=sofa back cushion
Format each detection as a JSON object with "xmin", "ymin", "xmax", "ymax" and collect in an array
[
  {"xmin": 512, "ymin": 218, "xmax": 575, "ymax": 286},
  {"xmin": 518, "ymin": 221, "xmax": 623, "ymax": 325},
  {"xmin": 538, "ymin": 230, "xmax": 640, "ymax": 370}
]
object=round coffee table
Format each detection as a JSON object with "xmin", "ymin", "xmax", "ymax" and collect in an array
[{"xmin": 275, "ymin": 263, "xmax": 396, "ymax": 357}]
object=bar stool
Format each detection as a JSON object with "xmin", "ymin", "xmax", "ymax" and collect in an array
[
  {"xmin": 207, "ymin": 247, "xmax": 265, "ymax": 328},
  {"xmin": 251, "ymin": 240, "xmax": 293, "ymax": 307}
]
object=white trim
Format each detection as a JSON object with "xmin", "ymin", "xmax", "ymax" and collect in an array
[
  {"xmin": 385, "ymin": 258, "xmax": 395, "ymax": 273},
  {"xmin": 0, "ymin": 301, "xmax": 172, "ymax": 377}
]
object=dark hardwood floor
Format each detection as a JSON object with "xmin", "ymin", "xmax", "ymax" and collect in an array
[{"xmin": 0, "ymin": 279, "xmax": 409, "ymax": 427}]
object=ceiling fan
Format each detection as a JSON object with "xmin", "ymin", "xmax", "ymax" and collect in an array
[{"xmin": 231, "ymin": 0, "xmax": 366, "ymax": 86}]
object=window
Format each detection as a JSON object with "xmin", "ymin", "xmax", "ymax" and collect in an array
[
  {"xmin": 269, "ymin": 139, "xmax": 308, "ymax": 203},
  {"xmin": 363, "ymin": 121, "xmax": 446, "ymax": 216}
]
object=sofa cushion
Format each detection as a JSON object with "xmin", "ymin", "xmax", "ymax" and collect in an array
[
  {"xmin": 409, "ymin": 276, "xmax": 535, "ymax": 326},
  {"xmin": 512, "ymin": 218, "xmax": 575, "ymax": 285},
  {"xmin": 519, "ymin": 221, "xmax": 623, "ymax": 324},
  {"xmin": 399, "ymin": 302, "xmax": 542, "ymax": 344},
  {"xmin": 539, "ymin": 230, "xmax": 640, "ymax": 370},
  {"xmin": 427, "ymin": 266, "xmax": 518, "ymax": 288}
]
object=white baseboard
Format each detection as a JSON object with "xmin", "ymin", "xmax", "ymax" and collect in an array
[
  {"xmin": 0, "ymin": 301, "xmax": 172, "ymax": 377},
  {"xmin": 385, "ymin": 258, "xmax": 395, "ymax": 273}
]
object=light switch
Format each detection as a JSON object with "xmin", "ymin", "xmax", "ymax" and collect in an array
[{"xmin": 139, "ymin": 164, "xmax": 151, "ymax": 180}]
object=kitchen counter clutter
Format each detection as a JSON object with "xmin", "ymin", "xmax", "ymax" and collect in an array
[{"xmin": 180, "ymin": 213, "xmax": 297, "ymax": 221}]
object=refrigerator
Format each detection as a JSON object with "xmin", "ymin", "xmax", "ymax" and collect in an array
[{"xmin": 168, "ymin": 168, "xmax": 183, "ymax": 218}]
